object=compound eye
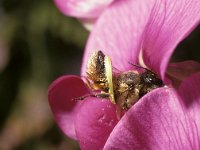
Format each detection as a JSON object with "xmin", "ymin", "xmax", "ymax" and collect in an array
[
  {"xmin": 144, "ymin": 73, "xmax": 158, "ymax": 84},
  {"xmin": 147, "ymin": 77, "xmax": 153, "ymax": 83},
  {"xmin": 149, "ymin": 75, "xmax": 164, "ymax": 86}
]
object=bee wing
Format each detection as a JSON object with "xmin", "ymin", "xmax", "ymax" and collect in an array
[{"xmin": 104, "ymin": 56, "xmax": 116, "ymax": 104}]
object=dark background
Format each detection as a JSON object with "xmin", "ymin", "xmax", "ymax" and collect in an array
[{"xmin": 0, "ymin": 0, "xmax": 199, "ymax": 150}]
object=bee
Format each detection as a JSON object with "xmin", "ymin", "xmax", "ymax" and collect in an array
[
  {"xmin": 75, "ymin": 51, "xmax": 115, "ymax": 103},
  {"xmin": 114, "ymin": 66, "xmax": 164, "ymax": 110},
  {"xmin": 75, "ymin": 50, "xmax": 164, "ymax": 110},
  {"xmin": 86, "ymin": 50, "xmax": 115, "ymax": 103}
]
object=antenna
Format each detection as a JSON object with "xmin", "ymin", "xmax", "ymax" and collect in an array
[{"xmin": 128, "ymin": 62, "xmax": 154, "ymax": 73}]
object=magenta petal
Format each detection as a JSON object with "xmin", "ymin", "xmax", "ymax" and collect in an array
[
  {"xmin": 75, "ymin": 98, "xmax": 118, "ymax": 150},
  {"xmin": 81, "ymin": 0, "xmax": 156, "ymax": 75},
  {"xmin": 142, "ymin": 0, "xmax": 200, "ymax": 79},
  {"xmin": 82, "ymin": 0, "xmax": 200, "ymax": 77},
  {"xmin": 104, "ymin": 87, "xmax": 200, "ymax": 149},
  {"xmin": 54, "ymin": 0, "xmax": 114, "ymax": 18},
  {"xmin": 167, "ymin": 61, "xmax": 200, "ymax": 88},
  {"xmin": 48, "ymin": 75, "xmax": 89, "ymax": 140}
]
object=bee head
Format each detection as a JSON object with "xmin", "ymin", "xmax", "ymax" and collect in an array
[{"xmin": 141, "ymin": 71, "xmax": 164, "ymax": 87}]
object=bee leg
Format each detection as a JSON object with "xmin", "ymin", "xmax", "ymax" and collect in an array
[
  {"xmin": 72, "ymin": 94, "xmax": 91, "ymax": 101},
  {"xmin": 92, "ymin": 93, "xmax": 110, "ymax": 99},
  {"xmin": 72, "ymin": 93, "xmax": 110, "ymax": 101}
]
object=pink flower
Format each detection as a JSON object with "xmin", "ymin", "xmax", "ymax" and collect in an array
[
  {"xmin": 49, "ymin": 0, "xmax": 200, "ymax": 149},
  {"xmin": 54, "ymin": 0, "xmax": 115, "ymax": 30},
  {"xmin": 54, "ymin": 0, "xmax": 114, "ymax": 19}
]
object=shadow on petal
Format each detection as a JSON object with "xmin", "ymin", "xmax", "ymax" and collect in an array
[
  {"xmin": 167, "ymin": 61, "xmax": 200, "ymax": 88},
  {"xmin": 178, "ymin": 72, "xmax": 200, "ymax": 108}
]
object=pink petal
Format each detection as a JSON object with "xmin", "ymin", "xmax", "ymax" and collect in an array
[
  {"xmin": 81, "ymin": 0, "xmax": 157, "ymax": 75},
  {"xmin": 167, "ymin": 61, "xmax": 200, "ymax": 88},
  {"xmin": 48, "ymin": 75, "xmax": 89, "ymax": 140},
  {"xmin": 81, "ymin": 0, "xmax": 200, "ymax": 78},
  {"xmin": 104, "ymin": 87, "xmax": 200, "ymax": 149},
  {"xmin": 82, "ymin": 0, "xmax": 158, "ymax": 74},
  {"xmin": 54, "ymin": 0, "xmax": 114, "ymax": 19},
  {"xmin": 142, "ymin": 0, "xmax": 200, "ymax": 79},
  {"xmin": 75, "ymin": 98, "xmax": 118, "ymax": 150}
]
